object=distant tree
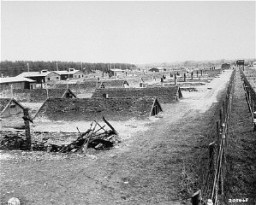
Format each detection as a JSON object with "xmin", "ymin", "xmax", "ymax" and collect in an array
[{"xmin": 0, "ymin": 60, "xmax": 136, "ymax": 77}]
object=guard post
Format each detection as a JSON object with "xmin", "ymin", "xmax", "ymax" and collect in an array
[{"xmin": 236, "ymin": 60, "xmax": 245, "ymax": 71}]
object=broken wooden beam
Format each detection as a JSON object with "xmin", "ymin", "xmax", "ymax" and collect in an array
[{"xmin": 103, "ymin": 116, "xmax": 118, "ymax": 135}]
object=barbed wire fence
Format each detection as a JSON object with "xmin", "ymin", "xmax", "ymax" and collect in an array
[
  {"xmin": 239, "ymin": 68, "xmax": 256, "ymax": 131},
  {"xmin": 192, "ymin": 69, "xmax": 235, "ymax": 205}
]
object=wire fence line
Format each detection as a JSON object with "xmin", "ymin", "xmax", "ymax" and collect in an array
[
  {"xmin": 192, "ymin": 69, "xmax": 235, "ymax": 205},
  {"xmin": 239, "ymin": 68, "xmax": 256, "ymax": 130}
]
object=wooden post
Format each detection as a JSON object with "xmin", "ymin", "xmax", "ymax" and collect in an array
[
  {"xmin": 10, "ymin": 84, "xmax": 13, "ymax": 98},
  {"xmin": 201, "ymin": 70, "xmax": 203, "ymax": 76},
  {"xmin": 248, "ymin": 92, "xmax": 252, "ymax": 113},
  {"xmin": 174, "ymin": 74, "xmax": 177, "ymax": 85},
  {"xmin": 197, "ymin": 70, "xmax": 199, "ymax": 78},
  {"xmin": 209, "ymin": 142, "xmax": 215, "ymax": 179},
  {"xmin": 220, "ymin": 133, "xmax": 226, "ymax": 195},
  {"xmin": 184, "ymin": 73, "xmax": 186, "ymax": 82},
  {"xmin": 221, "ymin": 123, "xmax": 225, "ymax": 136},
  {"xmin": 251, "ymin": 99, "xmax": 254, "ymax": 121},
  {"xmin": 23, "ymin": 108, "xmax": 32, "ymax": 150},
  {"xmin": 191, "ymin": 72, "xmax": 193, "ymax": 80},
  {"xmin": 225, "ymin": 96, "xmax": 229, "ymax": 117},
  {"xmin": 245, "ymin": 93, "xmax": 251, "ymax": 113},
  {"xmin": 217, "ymin": 121, "xmax": 223, "ymax": 152},
  {"xmin": 45, "ymin": 83, "xmax": 49, "ymax": 99},
  {"xmin": 222, "ymin": 101, "xmax": 225, "ymax": 120},
  {"xmin": 216, "ymin": 121, "xmax": 220, "ymax": 142},
  {"xmin": 218, "ymin": 166, "xmax": 223, "ymax": 195},
  {"xmin": 219, "ymin": 109, "xmax": 223, "ymax": 126},
  {"xmin": 253, "ymin": 111, "xmax": 256, "ymax": 131}
]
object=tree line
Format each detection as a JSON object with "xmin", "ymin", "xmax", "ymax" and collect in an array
[{"xmin": 0, "ymin": 61, "xmax": 137, "ymax": 77}]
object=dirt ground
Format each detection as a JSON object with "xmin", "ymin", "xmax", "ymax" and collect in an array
[{"xmin": 0, "ymin": 70, "xmax": 233, "ymax": 205}]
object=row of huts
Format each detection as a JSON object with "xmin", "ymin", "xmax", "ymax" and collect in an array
[{"xmin": 1, "ymin": 85, "xmax": 182, "ymax": 123}]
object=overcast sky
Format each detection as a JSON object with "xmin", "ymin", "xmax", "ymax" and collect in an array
[{"xmin": 1, "ymin": 1, "xmax": 255, "ymax": 64}]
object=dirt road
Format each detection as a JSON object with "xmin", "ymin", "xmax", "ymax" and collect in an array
[{"xmin": 0, "ymin": 70, "xmax": 233, "ymax": 205}]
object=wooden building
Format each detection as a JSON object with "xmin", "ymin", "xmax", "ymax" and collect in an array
[
  {"xmin": 0, "ymin": 77, "xmax": 36, "ymax": 90},
  {"xmin": 45, "ymin": 72, "xmax": 61, "ymax": 82},
  {"xmin": 109, "ymin": 69, "xmax": 126, "ymax": 77},
  {"xmin": 17, "ymin": 70, "xmax": 51, "ymax": 87},
  {"xmin": 55, "ymin": 68, "xmax": 84, "ymax": 80}
]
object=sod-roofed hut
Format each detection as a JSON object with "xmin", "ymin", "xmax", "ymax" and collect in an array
[
  {"xmin": 13, "ymin": 88, "xmax": 76, "ymax": 102},
  {"xmin": 34, "ymin": 97, "xmax": 163, "ymax": 122},
  {"xmin": 91, "ymin": 86, "xmax": 182, "ymax": 103},
  {"xmin": 99, "ymin": 80, "xmax": 129, "ymax": 88},
  {"xmin": 0, "ymin": 98, "xmax": 25, "ymax": 118}
]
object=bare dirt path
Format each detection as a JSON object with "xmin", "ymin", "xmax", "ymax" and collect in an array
[{"xmin": 0, "ymin": 71, "xmax": 233, "ymax": 205}]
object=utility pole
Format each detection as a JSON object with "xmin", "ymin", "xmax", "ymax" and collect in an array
[{"xmin": 27, "ymin": 63, "xmax": 30, "ymax": 72}]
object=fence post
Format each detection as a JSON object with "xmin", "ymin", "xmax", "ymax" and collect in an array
[
  {"xmin": 209, "ymin": 142, "xmax": 215, "ymax": 184},
  {"xmin": 216, "ymin": 121, "xmax": 220, "ymax": 145},
  {"xmin": 222, "ymin": 101, "xmax": 225, "ymax": 120},
  {"xmin": 219, "ymin": 109, "xmax": 223, "ymax": 126},
  {"xmin": 174, "ymin": 74, "xmax": 177, "ymax": 85},
  {"xmin": 247, "ymin": 91, "xmax": 251, "ymax": 113},
  {"xmin": 245, "ymin": 92, "xmax": 251, "ymax": 113},
  {"xmin": 253, "ymin": 111, "xmax": 256, "ymax": 131},
  {"xmin": 220, "ymin": 132, "xmax": 225, "ymax": 196},
  {"xmin": 251, "ymin": 98, "xmax": 254, "ymax": 113},
  {"xmin": 23, "ymin": 108, "xmax": 32, "ymax": 151},
  {"xmin": 10, "ymin": 84, "xmax": 13, "ymax": 98}
]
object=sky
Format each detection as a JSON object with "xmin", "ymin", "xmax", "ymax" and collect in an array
[{"xmin": 1, "ymin": 1, "xmax": 255, "ymax": 64}]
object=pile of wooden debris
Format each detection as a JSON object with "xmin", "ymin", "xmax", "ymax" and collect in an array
[
  {"xmin": 47, "ymin": 117, "xmax": 120, "ymax": 153},
  {"xmin": 0, "ymin": 117, "xmax": 120, "ymax": 153},
  {"xmin": 0, "ymin": 132, "xmax": 27, "ymax": 150}
]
